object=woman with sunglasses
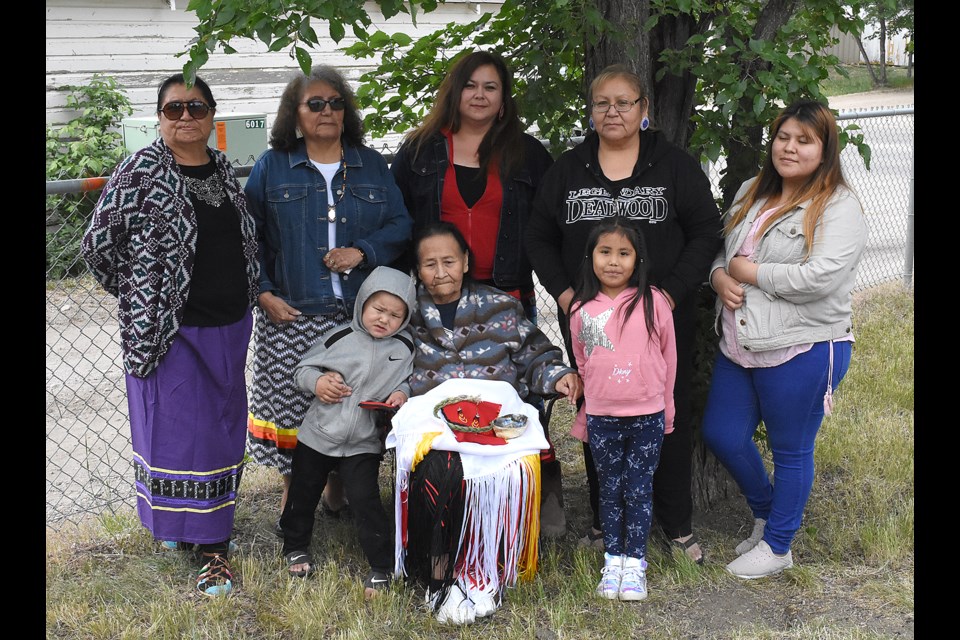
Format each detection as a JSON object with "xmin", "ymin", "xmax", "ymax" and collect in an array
[
  {"xmin": 82, "ymin": 74, "xmax": 259, "ymax": 596},
  {"xmin": 244, "ymin": 65, "xmax": 412, "ymax": 530},
  {"xmin": 526, "ymin": 64, "xmax": 722, "ymax": 566}
]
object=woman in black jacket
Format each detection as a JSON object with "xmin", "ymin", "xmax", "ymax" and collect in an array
[{"xmin": 388, "ymin": 50, "xmax": 568, "ymax": 536}]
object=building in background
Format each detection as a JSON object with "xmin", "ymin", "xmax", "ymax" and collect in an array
[{"xmin": 46, "ymin": 0, "xmax": 503, "ymax": 153}]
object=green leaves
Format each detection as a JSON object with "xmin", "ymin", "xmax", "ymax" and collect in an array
[
  {"xmin": 176, "ymin": 0, "xmax": 874, "ymax": 188},
  {"xmin": 46, "ymin": 74, "xmax": 133, "ymax": 278},
  {"xmin": 294, "ymin": 46, "xmax": 312, "ymax": 75}
]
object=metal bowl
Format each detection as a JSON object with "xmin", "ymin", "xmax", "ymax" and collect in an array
[{"xmin": 492, "ymin": 413, "xmax": 528, "ymax": 439}]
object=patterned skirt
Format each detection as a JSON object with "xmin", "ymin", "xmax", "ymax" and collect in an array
[
  {"xmin": 246, "ymin": 307, "xmax": 348, "ymax": 475},
  {"xmin": 125, "ymin": 310, "xmax": 253, "ymax": 544}
]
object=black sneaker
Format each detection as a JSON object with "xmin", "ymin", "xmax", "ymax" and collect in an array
[{"xmin": 363, "ymin": 569, "xmax": 392, "ymax": 600}]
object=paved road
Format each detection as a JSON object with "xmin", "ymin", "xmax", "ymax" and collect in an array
[{"xmin": 828, "ymin": 88, "xmax": 914, "ymax": 111}]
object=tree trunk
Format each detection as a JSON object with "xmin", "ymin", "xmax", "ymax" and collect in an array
[
  {"xmin": 856, "ymin": 37, "xmax": 880, "ymax": 85},
  {"xmin": 878, "ymin": 17, "xmax": 888, "ymax": 85},
  {"xmin": 719, "ymin": 0, "xmax": 801, "ymax": 211},
  {"xmin": 583, "ymin": 0, "xmax": 707, "ymax": 148}
]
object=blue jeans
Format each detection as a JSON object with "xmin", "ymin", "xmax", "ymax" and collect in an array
[
  {"xmin": 587, "ymin": 413, "xmax": 665, "ymax": 559},
  {"xmin": 701, "ymin": 341, "xmax": 851, "ymax": 554}
]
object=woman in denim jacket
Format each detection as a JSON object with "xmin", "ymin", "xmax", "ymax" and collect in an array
[
  {"xmin": 702, "ymin": 100, "xmax": 868, "ymax": 579},
  {"xmin": 245, "ymin": 65, "xmax": 413, "ymax": 523}
]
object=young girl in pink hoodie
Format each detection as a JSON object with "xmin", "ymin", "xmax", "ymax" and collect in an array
[{"xmin": 568, "ymin": 218, "xmax": 677, "ymax": 602}]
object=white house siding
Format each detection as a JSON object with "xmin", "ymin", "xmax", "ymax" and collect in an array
[
  {"xmin": 858, "ymin": 22, "xmax": 912, "ymax": 67},
  {"xmin": 46, "ymin": 0, "xmax": 504, "ymax": 153}
]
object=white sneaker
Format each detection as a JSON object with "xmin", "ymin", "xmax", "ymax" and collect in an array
[
  {"xmin": 434, "ymin": 584, "xmax": 476, "ymax": 625},
  {"xmin": 463, "ymin": 572, "xmax": 499, "ymax": 617},
  {"xmin": 470, "ymin": 589, "xmax": 498, "ymax": 618},
  {"xmin": 618, "ymin": 556, "xmax": 648, "ymax": 601},
  {"xmin": 596, "ymin": 552, "xmax": 623, "ymax": 600},
  {"xmin": 735, "ymin": 518, "xmax": 767, "ymax": 555},
  {"xmin": 726, "ymin": 540, "xmax": 793, "ymax": 579}
]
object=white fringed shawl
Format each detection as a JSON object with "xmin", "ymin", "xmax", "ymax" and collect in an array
[{"xmin": 385, "ymin": 378, "xmax": 547, "ymax": 587}]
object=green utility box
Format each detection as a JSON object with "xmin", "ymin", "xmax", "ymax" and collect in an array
[{"xmin": 121, "ymin": 112, "xmax": 268, "ymax": 171}]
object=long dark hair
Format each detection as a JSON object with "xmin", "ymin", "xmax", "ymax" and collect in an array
[
  {"xmin": 570, "ymin": 218, "xmax": 656, "ymax": 337},
  {"xmin": 402, "ymin": 50, "xmax": 525, "ymax": 176},
  {"xmin": 269, "ymin": 65, "xmax": 364, "ymax": 151},
  {"xmin": 726, "ymin": 99, "xmax": 851, "ymax": 257},
  {"xmin": 412, "ymin": 221, "xmax": 473, "ymax": 286}
]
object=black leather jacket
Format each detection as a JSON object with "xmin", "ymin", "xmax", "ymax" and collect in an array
[{"xmin": 390, "ymin": 131, "xmax": 554, "ymax": 291}]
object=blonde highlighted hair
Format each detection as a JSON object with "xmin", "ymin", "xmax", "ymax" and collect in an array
[{"xmin": 725, "ymin": 100, "xmax": 850, "ymax": 256}]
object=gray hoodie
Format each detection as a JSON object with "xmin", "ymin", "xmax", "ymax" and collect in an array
[{"xmin": 293, "ymin": 266, "xmax": 417, "ymax": 457}]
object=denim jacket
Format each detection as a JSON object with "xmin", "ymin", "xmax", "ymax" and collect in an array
[
  {"xmin": 246, "ymin": 139, "xmax": 413, "ymax": 315},
  {"xmin": 390, "ymin": 131, "xmax": 554, "ymax": 290}
]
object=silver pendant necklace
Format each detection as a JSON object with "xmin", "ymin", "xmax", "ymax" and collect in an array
[{"xmin": 327, "ymin": 144, "xmax": 347, "ymax": 223}]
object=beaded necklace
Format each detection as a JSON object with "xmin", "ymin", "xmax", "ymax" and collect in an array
[{"xmin": 327, "ymin": 143, "xmax": 347, "ymax": 223}]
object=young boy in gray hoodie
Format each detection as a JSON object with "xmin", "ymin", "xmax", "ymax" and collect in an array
[{"xmin": 280, "ymin": 266, "xmax": 416, "ymax": 599}]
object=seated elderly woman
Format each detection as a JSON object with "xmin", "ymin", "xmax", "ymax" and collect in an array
[{"xmin": 386, "ymin": 222, "xmax": 581, "ymax": 625}]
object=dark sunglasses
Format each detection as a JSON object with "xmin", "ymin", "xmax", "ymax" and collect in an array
[
  {"xmin": 160, "ymin": 100, "xmax": 212, "ymax": 120},
  {"xmin": 303, "ymin": 97, "xmax": 346, "ymax": 112}
]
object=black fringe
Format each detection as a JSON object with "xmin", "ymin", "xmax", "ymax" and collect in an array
[{"xmin": 406, "ymin": 449, "xmax": 466, "ymax": 610}]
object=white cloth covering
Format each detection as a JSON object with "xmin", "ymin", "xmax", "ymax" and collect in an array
[{"xmin": 385, "ymin": 378, "xmax": 548, "ymax": 581}]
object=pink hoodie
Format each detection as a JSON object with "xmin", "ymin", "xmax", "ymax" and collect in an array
[{"xmin": 569, "ymin": 287, "xmax": 677, "ymax": 441}]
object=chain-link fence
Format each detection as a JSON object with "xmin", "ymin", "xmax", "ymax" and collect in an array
[{"xmin": 45, "ymin": 107, "xmax": 914, "ymax": 529}]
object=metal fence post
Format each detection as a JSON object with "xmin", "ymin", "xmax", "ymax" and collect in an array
[{"xmin": 903, "ymin": 156, "xmax": 914, "ymax": 288}]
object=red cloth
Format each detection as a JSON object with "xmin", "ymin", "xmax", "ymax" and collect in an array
[
  {"xmin": 440, "ymin": 131, "xmax": 503, "ymax": 281},
  {"xmin": 440, "ymin": 400, "xmax": 502, "ymax": 430},
  {"xmin": 452, "ymin": 430, "xmax": 508, "ymax": 446},
  {"xmin": 440, "ymin": 399, "xmax": 507, "ymax": 445}
]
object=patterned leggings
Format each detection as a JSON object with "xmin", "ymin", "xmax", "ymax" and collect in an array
[{"xmin": 587, "ymin": 412, "xmax": 665, "ymax": 559}]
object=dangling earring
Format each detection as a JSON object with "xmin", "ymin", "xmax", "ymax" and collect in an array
[
  {"xmin": 588, "ymin": 117, "xmax": 595, "ymax": 131},
  {"xmin": 498, "ymin": 104, "xmax": 505, "ymax": 121},
  {"xmin": 640, "ymin": 116, "xmax": 650, "ymax": 131}
]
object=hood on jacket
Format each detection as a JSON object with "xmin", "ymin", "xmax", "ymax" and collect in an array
[
  {"xmin": 351, "ymin": 266, "xmax": 417, "ymax": 338},
  {"xmin": 574, "ymin": 129, "xmax": 670, "ymax": 179}
]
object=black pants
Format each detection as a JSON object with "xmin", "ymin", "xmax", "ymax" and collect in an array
[
  {"xmin": 280, "ymin": 441, "xmax": 393, "ymax": 572},
  {"xmin": 562, "ymin": 297, "xmax": 697, "ymax": 540}
]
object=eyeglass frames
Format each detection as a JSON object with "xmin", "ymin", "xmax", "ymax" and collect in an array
[
  {"xmin": 160, "ymin": 100, "xmax": 212, "ymax": 120},
  {"xmin": 591, "ymin": 98, "xmax": 642, "ymax": 114},
  {"xmin": 303, "ymin": 97, "xmax": 346, "ymax": 112}
]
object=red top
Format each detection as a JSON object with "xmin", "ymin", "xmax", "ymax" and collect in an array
[{"xmin": 440, "ymin": 130, "xmax": 503, "ymax": 280}]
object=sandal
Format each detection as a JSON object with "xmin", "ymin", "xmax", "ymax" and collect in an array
[
  {"xmin": 161, "ymin": 540, "xmax": 194, "ymax": 552},
  {"xmin": 162, "ymin": 540, "xmax": 239, "ymax": 554},
  {"xmin": 285, "ymin": 550, "xmax": 316, "ymax": 578},
  {"xmin": 670, "ymin": 534, "xmax": 705, "ymax": 565},
  {"xmin": 196, "ymin": 552, "xmax": 234, "ymax": 596},
  {"xmin": 320, "ymin": 494, "xmax": 342, "ymax": 519}
]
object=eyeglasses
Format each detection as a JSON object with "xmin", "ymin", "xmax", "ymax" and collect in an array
[
  {"xmin": 160, "ymin": 100, "xmax": 212, "ymax": 120},
  {"xmin": 591, "ymin": 98, "xmax": 642, "ymax": 114},
  {"xmin": 303, "ymin": 97, "xmax": 346, "ymax": 112}
]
